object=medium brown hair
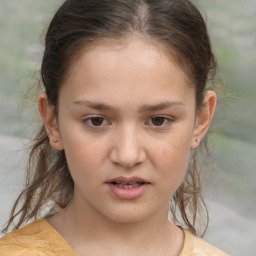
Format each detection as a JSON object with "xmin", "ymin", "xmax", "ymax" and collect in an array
[{"xmin": 3, "ymin": 0, "xmax": 218, "ymax": 236}]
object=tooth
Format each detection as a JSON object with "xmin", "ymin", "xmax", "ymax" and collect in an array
[
  {"xmin": 114, "ymin": 182, "xmax": 144, "ymax": 188},
  {"xmin": 113, "ymin": 181, "xmax": 144, "ymax": 186}
]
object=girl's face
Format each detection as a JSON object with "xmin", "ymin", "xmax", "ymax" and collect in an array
[{"xmin": 42, "ymin": 39, "xmax": 215, "ymax": 223}]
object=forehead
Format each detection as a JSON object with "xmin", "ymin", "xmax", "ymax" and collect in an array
[
  {"xmin": 63, "ymin": 38, "xmax": 191, "ymax": 84},
  {"xmin": 60, "ymin": 38, "xmax": 194, "ymax": 107}
]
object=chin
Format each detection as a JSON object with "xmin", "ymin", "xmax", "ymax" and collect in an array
[
  {"xmin": 109, "ymin": 215, "xmax": 146, "ymax": 224},
  {"xmin": 103, "ymin": 207, "xmax": 150, "ymax": 224}
]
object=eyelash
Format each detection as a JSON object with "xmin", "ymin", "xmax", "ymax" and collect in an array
[
  {"xmin": 146, "ymin": 115, "xmax": 173, "ymax": 127},
  {"xmin": 81, "ymin": 115, "xmax": 173, "ymax": 128},
  {"xmin": 82, "ymin": 116, "xmax": 110, "ymax": 128}
]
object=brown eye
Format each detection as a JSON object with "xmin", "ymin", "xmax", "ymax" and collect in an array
[
  {"xmin": 90, "ymin": 117, "xmax": 104, "ymax": 126},
  {"xmin": 82, "ymin": 116, "xmax": 110, "ymax": 127},
  {"xmin": 151, "ymin": 116, "xmax": 165, "ymax": 126},
  {"xmin": 147, "ymin": 116, "xmax": 172, "ymax": 127}
]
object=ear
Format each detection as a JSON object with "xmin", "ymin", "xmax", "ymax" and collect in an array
[
  {"xmin": 38, "ymin": 92, "xmax": 64, "ymax": 150},
  {"xmin": 191, "ymin": 90, "xmax": 217, "ymax": 150}
]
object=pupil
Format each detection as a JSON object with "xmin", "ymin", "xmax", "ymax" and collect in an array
[
  {"xmin": 91, "ymin": 117, "xmax": 103, "ymax": 126},
  {"xmin": 152, "ymin": 117, "xmax": 164, "ymax": 126}
]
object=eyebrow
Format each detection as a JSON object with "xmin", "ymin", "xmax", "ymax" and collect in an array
[{"xmin": 72, "ymin": 100, "xmax": 184, "ymax": 112}]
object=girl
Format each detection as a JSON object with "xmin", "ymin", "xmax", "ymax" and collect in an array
[{"xmin": 0, "ymin": 0, "xmax": 229, "ymax": 255}]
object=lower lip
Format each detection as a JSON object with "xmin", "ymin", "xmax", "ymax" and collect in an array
[{"xmin": 106, "ymin": 183, "xmax": 149, "ymax": 200}]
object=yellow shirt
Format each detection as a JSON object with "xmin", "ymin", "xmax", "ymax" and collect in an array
[{"xmin": 0, "ymin": 219, "xmax": 229, "ymax": 256}]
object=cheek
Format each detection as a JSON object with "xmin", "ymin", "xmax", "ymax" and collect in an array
[
  {"xmin": 153, "ymin": 138, "xmax": 191, "ymax": 184},
  {"xmin": 160, "ymin": 147, "xmax": 190, "ymax": 173},
  {"xmin": 59, "ymin": 120, "xmax": 105, "ymax": 161},
  {"xmin": 154, "ymin": 132, "xmax": 192, "ymax": 161},
  {"xmin": 64, "ymin": 142, "xmax": 105, "ymax": 195},
  {"xmin": 62, "ymin": 135, "xmax": 106, "ymax": 177}
]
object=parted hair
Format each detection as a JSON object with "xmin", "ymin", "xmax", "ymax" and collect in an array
[{"xmin": 3, "ymin": 0, "xmax": 217, "ymax": 236}]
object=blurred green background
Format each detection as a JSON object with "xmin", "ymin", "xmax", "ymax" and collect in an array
[{"xmin": 0, "ymin": 0, "xmax": 255, "ymax": 254}]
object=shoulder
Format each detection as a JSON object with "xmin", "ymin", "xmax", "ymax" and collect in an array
[
  {"xmin": 180, "ymin": 229, "xmax": 229, "ymax": 256},
  {"xmin": 0, "ymin": 219, "xmax": 76, "ymax": 256}
]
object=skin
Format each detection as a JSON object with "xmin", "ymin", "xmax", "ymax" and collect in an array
[{"xmin": 39, "ymin": 38, "xmax": 216, "ymax": 256}]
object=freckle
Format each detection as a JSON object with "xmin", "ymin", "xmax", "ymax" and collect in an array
[{"xmin": 161, "ymin": 149, "xmax": 168, "ymax": 156}]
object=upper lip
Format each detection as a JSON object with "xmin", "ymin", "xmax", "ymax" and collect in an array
[{"xmin": 106, "ymin": 176, "xmax": 150, "ymax": 184}]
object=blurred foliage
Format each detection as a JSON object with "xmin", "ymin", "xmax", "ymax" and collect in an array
[
  {"xmin": 201, "ymin": 0, "xmax": 256, "ymax": 143},
  {"xmin": 0, "ymin": 0, "xmax": 62, "ymax": 137},
  {"xmin": 200, "ymin": 0, "xmax": 256, "ymax": 220}
]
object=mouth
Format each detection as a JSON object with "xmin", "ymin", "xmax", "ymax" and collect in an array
[
  {"xmin": 110, "ymin": 181, "xmax": 144, "ymax": 189},
  {"xmin": 106, "ymin": 176, "xmax": 150, "ymax": 200},
  {"xmin": 107, "ymin": 176, "xmax": 150, "ymax": 188}
]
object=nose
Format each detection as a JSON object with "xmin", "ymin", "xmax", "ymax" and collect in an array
[{"xmin": 109, "ymin": 126, "xmax": 146, "ymax": 168}]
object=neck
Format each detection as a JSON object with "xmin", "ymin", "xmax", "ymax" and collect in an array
[{"xmin": 48, "ymin": 197, "xmax": 184, "ymax": 256}]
